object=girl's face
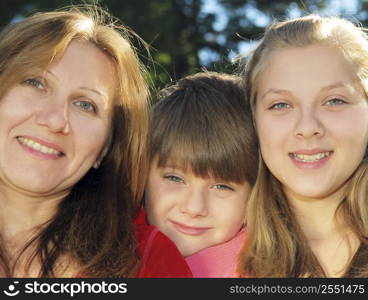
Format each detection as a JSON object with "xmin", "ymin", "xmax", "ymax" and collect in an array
[
  {"xmin": 145, "ymin": 158, "xmax": 250, "ymax": 256},
  {"xmin": 255, "ymin": 45, "xmax": 368, "ymax": 202},
  {"xmin": 0, "ymin": 40, "xmax": 115, "ymax": 197}
]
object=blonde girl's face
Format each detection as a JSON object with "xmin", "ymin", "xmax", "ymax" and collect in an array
[
  {"xmin": 145, "ymin": 158, "xmax": 250, "ymax": 257},
  {"xmin": 255, "ymin": 45, "xmax": 368, "ymax": 203}
]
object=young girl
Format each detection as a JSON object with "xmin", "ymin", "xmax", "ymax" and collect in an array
[
  {"xmin": 145, "ymin": 72, "xmax": 258, "ymax": 277},
  {"xmin": 238, "ymin": 15, "xmax": 368, "ymax": 277}
]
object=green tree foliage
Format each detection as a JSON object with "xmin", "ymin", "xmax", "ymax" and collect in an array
[{"xmin": 0, "ymin": 0, "xmax": 364, "ymax": 92}]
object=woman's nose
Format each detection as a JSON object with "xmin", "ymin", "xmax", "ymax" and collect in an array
[{"xmin": 35, "ymin": 99, "xmax": 70, "ymax": 134}]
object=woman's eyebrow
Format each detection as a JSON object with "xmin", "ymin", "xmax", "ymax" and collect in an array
[
  {"xmin": 80, "ymin": 86, "xmax": 106, "ymax": 98},
  {"xmin": 46, "ymin": 71, "xmax": 108, "ymax": 100}
]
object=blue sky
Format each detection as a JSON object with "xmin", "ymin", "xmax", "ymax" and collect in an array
[{"xmin": 199, "ymin": 0, "xmax": 361, "ymax": 64}]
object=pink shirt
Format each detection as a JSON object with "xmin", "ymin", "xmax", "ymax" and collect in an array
[{"xmin": 185, "ymin": 230, "xmax": 246, "ymax": 277}]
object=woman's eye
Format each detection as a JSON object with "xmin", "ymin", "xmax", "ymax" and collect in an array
[
  {"xmin": 24, "ymin": 78, "xmax": 45, "ymax": 90},
  {"xmin": 268, "ymin": 102, "xmax": 290, "ymax": 110},
  {"xmin": 74, "ymin": 100, "xmax": 97, "ymax": 113},
  {"xmin": 164, "ymin": 175, "xmax": 184, "ymax": 183},
  {"xmin": 325, "ymin": 98, "xmax": 346, "ymax": 106},
  {"xmin": 212, "ymin": 184, "xmax": 234, "ymax": 191}
]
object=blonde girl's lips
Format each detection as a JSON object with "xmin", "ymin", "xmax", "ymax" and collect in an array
[
  {"xmin": 288, "ymin": 151, "xmax": 333, "ymax": 169},
  {"xmin": 170, "ymin": 220, "xmax": 212, "ymax": 236}
]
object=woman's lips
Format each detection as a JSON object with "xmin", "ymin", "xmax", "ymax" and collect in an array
[
  {"xmin": 16, "ymin": 136, "xmax": 65, "ymax": 160},
  {"xmin": 170, "ymin": 220, "xmax": 212, "ymax": 236}
]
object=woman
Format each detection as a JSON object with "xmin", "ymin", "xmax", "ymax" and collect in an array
[
  {"xmin": 0, "ymin": 5, "xmax": 191, "ymax": 277},
  {"xmin": 238, "ymin": 15, "xmax": 368, "ymax": 277}
]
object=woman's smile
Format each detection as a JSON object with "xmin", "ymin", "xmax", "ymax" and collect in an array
[{"xmin": 17, "ymin": 136, "xmax": 64, "ymax": 159}]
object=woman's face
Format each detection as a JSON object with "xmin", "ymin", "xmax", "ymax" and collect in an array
[
  {"xmin": 0, "ymin": 40, "xmax": 116, "ymax": 196},
  {"xmin": 255, "ymin": 45, "xmax": 368, "ymax": 202}
]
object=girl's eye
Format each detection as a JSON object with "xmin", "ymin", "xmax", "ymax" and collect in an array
[
  {"xmin": 268, "ymin": 102, "xmax": 291, "ymax": 110},
  {"xmin": 325, "ymin": 98, "xmax": 347, "ymax": 106},
  {"xmin": 212, "ymin": 184, "xmax": 234, "ymax": 191},
  {"xmin": 74, "ymin": 100, "xmax": 97, "ymax": 113},
  {"xmin": 164, "ymin": 175, "xmax": 184, "ymax": 183},
  {"xmin": 24, "ymin": 78, "xmax": 45, "ymax": 90}
]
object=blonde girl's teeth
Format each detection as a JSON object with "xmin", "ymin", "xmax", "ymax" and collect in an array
[{"xmin": 294, "ymin": 152, "xmax": 329, "ymax": 161}]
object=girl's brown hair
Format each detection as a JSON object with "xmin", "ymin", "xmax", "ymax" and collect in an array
[{"xmin": 150, "ymin": 71, "xmax": 258, "ymax": 185}]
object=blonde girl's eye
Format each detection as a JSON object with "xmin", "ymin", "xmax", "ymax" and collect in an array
[
  {"xmin": 24, "ymin": 78, "xmax": 45, "ymax": 90},
  {"xmin": 163, "ymin": 175, "xmax": 185, "ymax": 184},
  {"xmin": 268, "ymin": 102, "xmax": 291, "ymax": 110},
  {"xmin": 73, "ymin": 100, "xmax": 97, "ymax": 113},
  {"xmin": 325, "ymin": 97, "xmax": 347, "ymax": 106}
]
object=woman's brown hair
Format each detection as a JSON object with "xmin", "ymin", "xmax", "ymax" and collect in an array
[{"xmin": 0, "ymin": 5, "xmax": 149, "ymax": 277}]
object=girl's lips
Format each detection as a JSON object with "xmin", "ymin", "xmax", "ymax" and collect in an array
[
  {"xmin": 170, "ymin": 220, "xmax": 212, "ymax": 236},
  {"xmin": 288, "ymin": 150, "xmax": 333, "ymax": 170}
]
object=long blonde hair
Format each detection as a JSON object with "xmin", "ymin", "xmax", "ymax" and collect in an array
[
  {"xmin": 238, "ymin": 15, "xmax": 368, "ymax": 277},
  {"xmin": 0, "ymin": 5, "xmax": 149, "ymax": 277}
]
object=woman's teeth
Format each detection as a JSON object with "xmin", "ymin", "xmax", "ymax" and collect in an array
[{"xmin": 17, "ymin": 137, "xmax": 62, "ymax": 156}]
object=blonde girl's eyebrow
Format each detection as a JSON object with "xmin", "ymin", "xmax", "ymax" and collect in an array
[
  {"xmin": 260, "ymin": 83, "xmax": 350, "ymax": 101},
  {"xmin": 259, "ymin": 88, "xmax": 293, "ymax": 100},
  {"xmin": 319, "ymin": 82, "xmax": 346, "ymax": 93}
]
